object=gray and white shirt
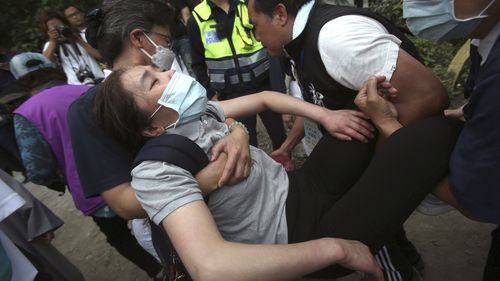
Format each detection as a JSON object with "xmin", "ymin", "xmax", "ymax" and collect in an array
[{"xmin": 131, "ymin": 102, "xmax": 289, "ymax": 244}]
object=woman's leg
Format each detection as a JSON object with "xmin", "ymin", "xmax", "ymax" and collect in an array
[
  {"xmin": 287, "ymin": 130, "xmax": 417, "ymax": 280},
  {"xmin": 315, "ymin": 116, "xmax": 462, "ymax": 250},
  {"xmin": 287, "ymin": 116, "xmax": 462, "ymax": 279},
  {"xmin": 286, "ymin": 132, "xmax": 376, "ymax": 241}
]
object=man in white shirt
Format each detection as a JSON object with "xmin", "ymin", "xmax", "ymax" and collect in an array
[{"xmin": 247, "ymin": 1, "xmax": 453, "ymax": 280}]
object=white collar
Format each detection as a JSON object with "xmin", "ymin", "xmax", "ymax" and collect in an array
[
  {"xmin": 292, "ymin": 0, "xmax": 315, "ymax": 40},
  {"xmin": 471, "ymin": 22, "xmax": 500, "ymax": 65}
]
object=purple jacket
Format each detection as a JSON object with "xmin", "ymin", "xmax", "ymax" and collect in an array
[{"xmin": 15, "ymin": 85, "xmax": 105, "ymax": 215}]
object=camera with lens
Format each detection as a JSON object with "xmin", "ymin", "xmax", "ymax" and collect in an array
[
  {"xmin": 75, "ymin": 67, "xmax": 95, "ymax": 85},
  {"xmin": 55, "ymin": 25, "xmax": 73, "ymax": 43}
]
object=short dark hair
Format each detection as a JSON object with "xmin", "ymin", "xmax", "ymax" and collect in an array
[
  {"xmin": 38, "ymin": 9, "xmax": 71, "ymax": 36},
  {"xmin": 86, "ymin": 0, "xmax": 174, "ymax": 66},
  {"xmin": 94, "ymin": 68, "xmax": 150, "ymax": 153},
  {"xmin": 251, "ymin": 0, "xmax": 311, "ymax": 17},
  {"xmin": 60, "ymin": 3, "xmax": 83, "ymax": 15}
]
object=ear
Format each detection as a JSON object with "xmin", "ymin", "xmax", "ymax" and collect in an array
[
  {"xmin": 273, "ymin": 3, "xmax": 289, "ymax": 26},
  {"xmin": 141, "ymin": 125, "xmax": 165, "ymax": 137},
  {"xmin": 129, "ymin": 28, "xmax": 146, "ymax": 48}
]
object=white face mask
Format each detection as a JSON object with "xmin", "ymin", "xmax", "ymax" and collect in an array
[
  {"xmin": 150, "ymin": 72, "xmax": 208, "ymax": 130},
  {"xmin": 140, "ymin": 32, "xmax": 176, "ymax": 70},
  {"xmin": 403, "ymin": 0, "xmax": 495, "ymax": 41}
]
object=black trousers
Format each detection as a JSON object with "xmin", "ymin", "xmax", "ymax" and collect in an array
[
  {"xmin": 286, "ymin": 116, "xmax": 463, "ymax": 278},
  {"xmin": 91, "ymin": 215, "xmax": 162, "ymax": 277}
]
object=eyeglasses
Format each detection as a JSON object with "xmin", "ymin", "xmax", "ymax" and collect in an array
[
  {"xmin": 66, "ymin": 11, "xmax": 82, "ymax": 18},
  {"xmin": 150, "ymin": 32, "xmax": 172, "ymax": 49}
]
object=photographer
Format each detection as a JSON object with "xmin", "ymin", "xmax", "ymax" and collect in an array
[
  {"xmin": 62, "ymin": 4, "xmax": 88, "ymax": 37},
  {"xmin": 39, "ymin": 10, "xmax": 104, "ymax": 85}
]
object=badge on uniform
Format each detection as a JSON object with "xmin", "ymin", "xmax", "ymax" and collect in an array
[{"xmin": 205, "ymin": 30, "xmax": 221, "ymax": 44}]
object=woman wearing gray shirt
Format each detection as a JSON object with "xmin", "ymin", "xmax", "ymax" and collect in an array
[{"xmin": 94, "ymin": 66, "xmax": 459, "ymax": 281}]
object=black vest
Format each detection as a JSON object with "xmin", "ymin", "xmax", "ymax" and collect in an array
[{"xmin": 284, "ymin": 4, "xmax": 422, "ymax": 111}]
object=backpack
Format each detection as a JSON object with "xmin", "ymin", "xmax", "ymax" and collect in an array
[{"xmin": 132, "ymin": 133, "xmax": 210, "ymax": 281}]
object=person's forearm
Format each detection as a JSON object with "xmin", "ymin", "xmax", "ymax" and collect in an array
[
  {"xmin": 101, "ymin": 182, "xmax": 147, "ymax": 219},
  {"xmin": 272, "ymin": 117, "xmax": 304, "ymax": 156},
  {"xmin": 195, "ymin": 152, "xmax": 228, "ymax": 194},
  {"xmin": 165, "ymin": 202, "xmax": 350, "ymax": 281},
  {"xmin": 77, "ymin": 38, "xmax": 102, "ymax": 60},
  {"xmin": 196, "ymin": 238, "xmax": 346, "ymax": 281},
  {"xmin": 43, "ymin": 41, "xmax": 58, "ymax": 61},
  {"xmin": 221, "ymin": 91, "xmax": 329, "ymax": 123},
  {"xmin": 180, "ymin": 6, "xmax": 191, "ymax": 26}
]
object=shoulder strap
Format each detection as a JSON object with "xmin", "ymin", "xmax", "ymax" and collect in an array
[
  {"xmin": 133, "ymin": 134, "xmax": 209, "ymax": 280},
  {"xmin": 132, "ymin": 134, "xmax": 209, "ymax": 175}
]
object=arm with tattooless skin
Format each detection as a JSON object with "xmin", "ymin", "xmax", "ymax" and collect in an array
[
  {"xmin": 219, "ymin": 91, "xmax": 375, "ymax": 141},
  {"xmin": 196, "ymin": 90, "xmax": 377, "ymax": 191},
  {"xmin": 94, "ymin": 66, "xmax": 384, "ymax": 281},
  {"xmin": 160, "ymin": 77, "xmax": 384, "ymax": 281}
]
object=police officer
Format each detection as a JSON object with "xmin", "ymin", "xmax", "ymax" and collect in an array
[{"xmin": 187, "ymin": 0, "xmax": 287, "ymax": 150}]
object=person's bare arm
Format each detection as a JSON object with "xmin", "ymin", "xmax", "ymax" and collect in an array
[
  {"xmin": 180, "ymin": 6, "xmax": 191, "ymax": 26},
  {"xmin": 388, "ymin": 49, "xmax": 449, "ymax": 125},
  {"xmin": 220, "ymin": 91, "xmax": 374, "ymax": 142},
  {"xmin": 101, "ymin": 182, "xmax": 146, "ymax": 219},
  {"xmin": 163, "ymin": 201, "xmax": 383, "ymax": 281},
  {"xmin": 195, "ymin": 152, "xmax": 229, "ymax": 194},
  {"xmin": 210, "ymin": 118, "xmax": 251, "ymax": 187},
  {"xmin": 270, "ymin": 117, "xmax": 305, "ymax": 158},
  {"xmin": 100, "ymin": 151, "xmax": 237, "ymax": 219},
  {"xmin": 76, "ymin": 36, "xmax": 102, "ymax": 60},
  {"xmin": 355, "ymin": 76, "xmax": 402, "ymax": 138},
  {"xmin": 43, "ymin": 29, "xmax": 59, "ymax": 61}
]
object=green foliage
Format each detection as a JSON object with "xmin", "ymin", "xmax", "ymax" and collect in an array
[
  {"xmin": 369, "ymin": 0, "xmax": 468, "ymax": 100},
  {"xmin": 1, "ymin": 0, "xmax": 101, "ymax": 52}
]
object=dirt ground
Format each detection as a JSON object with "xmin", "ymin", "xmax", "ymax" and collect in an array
[
  {"xmin": 21, "ymin": 179, "xmax": 496, "ymax": 281},
  {"xmin": 17, "ymin": 118, "xmax": 496, "ymax": 281}
]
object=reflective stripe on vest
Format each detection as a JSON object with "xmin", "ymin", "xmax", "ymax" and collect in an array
[{"xmin": 193, "ymin": 0, "xmax": 269, "ymax": 91}]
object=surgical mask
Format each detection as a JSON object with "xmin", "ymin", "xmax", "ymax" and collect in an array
[
  {"xmin": 403, "ymin": 0, "xmax": 495, "ymax": 41},
  {"xmin": 140, "ymin": 32, "xmax": 175, "ymax": 70},
  {"xmin": 150, "ymin": 72, "xmax": 208, "ymax": 130}
]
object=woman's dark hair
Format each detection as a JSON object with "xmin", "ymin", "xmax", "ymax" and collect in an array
[
  {"xmin": 38, "ymin": 9, "xmax": 71, "ymax": 36},
  {"xmin": 94, "ymin": 68, "xmax": 151, "ymax": 153},
  {"xmin": 17, "ymin": 68, "xmax": 67, "ymax": 93},
  {"xmin": 60, "ymin": 3, "xmax": 84, "ymax": 15},
  {"xmin": 250, "ymin": 0, "xmax": 311, "ymax": 17},
  {"xmin": 86, "ymin": 0, "xmax": 174, "ymax": 66}
]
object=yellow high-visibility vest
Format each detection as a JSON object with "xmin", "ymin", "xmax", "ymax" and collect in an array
[{"xmin": 192, "ymin": 0, "xmax": 269, "ymax": 92}]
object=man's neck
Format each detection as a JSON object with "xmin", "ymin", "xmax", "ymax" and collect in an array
[
  {"xmin": 113, "ymin": 48, "xmax": 148, "ymax": 71},
  {"xmin": 211, "ymin": 0, "xmax": 230, "ymax": 13},
  {"xmin": 470, "ymin": 0, "xmax": 500, "ymax": 39}
]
